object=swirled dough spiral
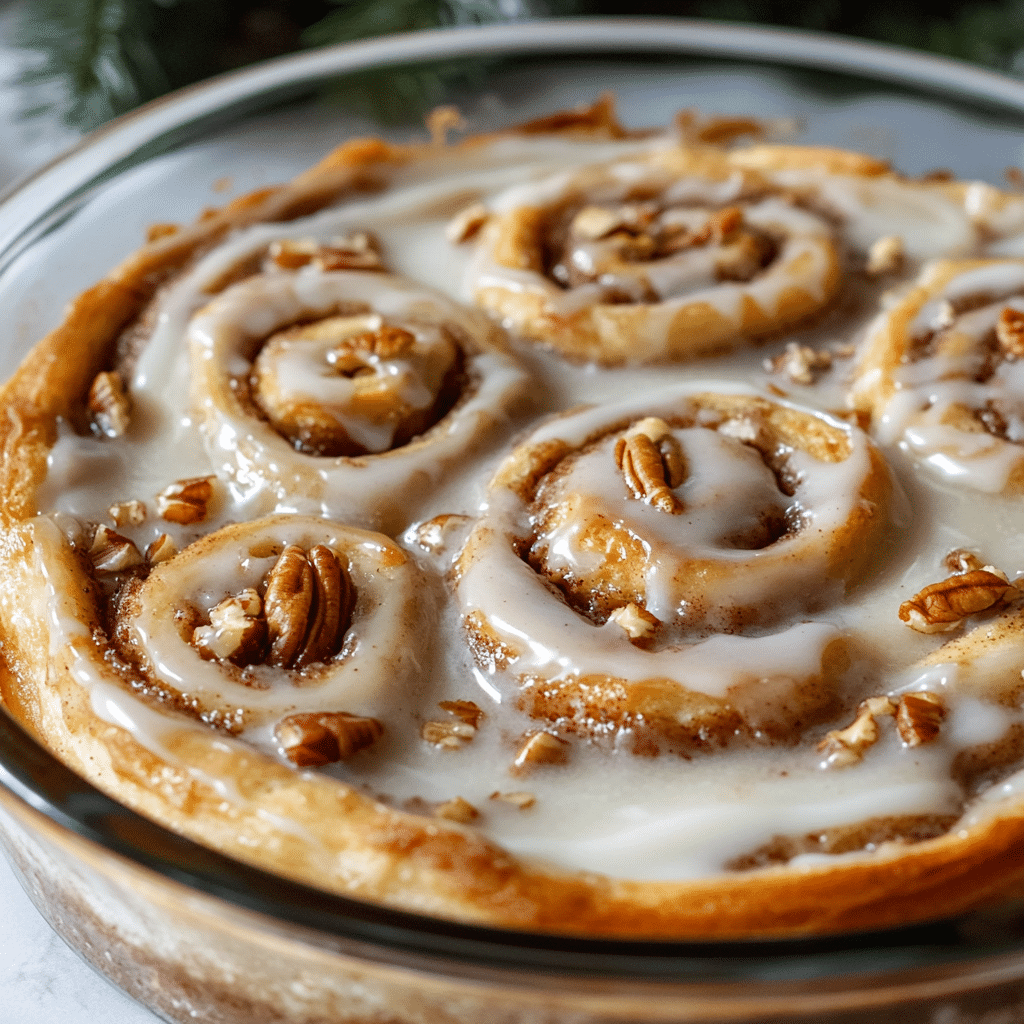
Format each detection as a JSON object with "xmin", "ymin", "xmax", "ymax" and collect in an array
[
  {"xmin": 454, "ymin": 386, "xmax": 894, "ymax": 752},
  {"xmin": 468, "ymin": 147, "xmax": 843, "ymax": 363},
  {"xmin": 112, "ymin": 514, "xmax": 422, "ymax": 747},
  {"xmin": 852, "ymin": 259, "xmax": 1024, "ymax": 492},
  {"xmin": 190, "ymin": 269, "xmax": 530, "ymax": 531}
]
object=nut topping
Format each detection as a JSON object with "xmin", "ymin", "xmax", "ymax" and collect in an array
[
  {"xmin": 945, "ymin": 548, "xmax": 985, "ymax": 574},
  {"xmin": 765, "ymin": 342, "xmax": 832, "ymax": 385},
  {"xmin": 996, "ymin": 306, "xmax": 1024, "ymax": 358},
  {"xmin": 511, "ymin": 731, "xmax": 570, "ymax": 775},
  {"xmin": 156, "ymin": 476, "xmax": 214, "ymax": 524},
  {"xmin": 88, "ymin": 370, "xmax": 131, "ymax": 439},
  {"xmin": 269, "ymin": 233, "xmax": 385, "ymax": 272},
  {"xmin": 818, "ymin": 696, "xmax": 896, "ymax": 768},
  {"xmin": 89, "ymin": 525, "xmax": 143, "ymax": 573},
  {"xmin": 421, "ymin": 719, "xmax": 476, "ymax": 749},
  {"xmin": 108, "ymin": 499, "xmax": 146, "ymax": 527},
  {"xmin": 264, "ymin": 544, "xmax": 355, "ymax": 670},
  {"xmin": 614, "ymin": 418, "xmax": 686, "ymax": 514},
  {"xmin": 327, "ymin": 324, "xmax": 417, "ymax": 375},
  {"xmin": 571, "ymin": 205, "xmax": 624, "ymax": 240},
  {"xmin": 489, "ymin": 791, "xmax": 536, "ymax": 810},
  {"xmin": 608, "ymin": 602, "xmax": 659, "ymax": 642},
  {"xmin": 899, "ymin": 567, "xmax": 1015, "ymax": 633},
  {"xmin": 895, "ymin": 692, "xmax": 946, "ymax": 747},
  {"xmin": 275, "ymin": 711, "xmax": 383, "ymax": 767},
  {"xmin": 193, "ymin": 589, "xmax": 266, "ymax": 665},
  {"xmin": 434, "ymin": 796, "xmax": 479, "ymax": 823},
  {"xmin": 865, "ymin": 235, "xmax": 904, "ymax": 277},
  {"xmin": 438, "ymin": 699, "xmax": 484, "ymax": 728},
  {"xmin": 446, "ymin": 202, "xmax": 489, "ymax": 243},
  {"xmin": 145, "ymin": 533, "xmax": 178, "ymax": 564}
]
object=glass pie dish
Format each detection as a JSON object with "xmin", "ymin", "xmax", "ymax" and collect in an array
[{"xmin": 3, "ymin": 17, "xmax": 1024, "ymax": 1023}]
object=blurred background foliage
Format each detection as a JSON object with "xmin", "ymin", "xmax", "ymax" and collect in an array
[{"xmin": 14, "ymin": 0, "xmax": 1024, "ymax": 131}]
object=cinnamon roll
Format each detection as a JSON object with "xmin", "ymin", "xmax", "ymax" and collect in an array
[
  {"xmin": 852, "ymin": 259, "xmax": 1024, "ymax": 492},
  {"xmin": 191, "ymin": 269, "xmax": 529, "ymax": 531},
  {"xmin": 469, "ymin": 147, "xmax": 843, "ymax": 363},
  {"xmin": 454, "ymin": 387, "xmax": 893, "ymax": 752}
]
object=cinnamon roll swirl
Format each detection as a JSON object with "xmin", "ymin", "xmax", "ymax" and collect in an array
[
  {"xmin": 852, "ymin": 259, "xmax": 1024, "ymax": 492},
  {"xmin": 468, "ymin": 147, "xmax": 843, "ymax": 363},
  {"xmin": 190, "ymin": 270, "xmax": 529, "ymax": 531},
  {"xmin": 454, "ymin": 387, "xmax": 894, "ymax": 752}
]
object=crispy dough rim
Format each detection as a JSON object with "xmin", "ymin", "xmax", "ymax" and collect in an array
[{"xmin": 2, "ymin": 102, "xmax": 1024, "ymax": 938}]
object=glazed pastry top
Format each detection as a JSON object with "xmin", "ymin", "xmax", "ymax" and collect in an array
[{"xmin": 8, "ymin": 106, "xmax": 1024, "ymax": 911}]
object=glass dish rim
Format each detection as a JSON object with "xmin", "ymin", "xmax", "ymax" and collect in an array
[{"xmin": 3, "ymin": 16, "xmax": 1024, "ymax": 988}]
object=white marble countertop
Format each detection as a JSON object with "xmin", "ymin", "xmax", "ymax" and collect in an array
[{"xmin": 0, "ymin": 855, "xmax": 160, "ymax": 1023}]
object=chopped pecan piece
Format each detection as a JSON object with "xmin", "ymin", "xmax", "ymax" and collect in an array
[
  {"xmin": 608, "ymin": 602, "xmax": 660, "ymax": 642},
  {"xmin": 269, "ymin": 233, "xmax": 385, "ymax": 272},
  {"xmin": 511, "ymin": 731, "xmax": 570, "ymax": 775},
  {"xmin": 865, "ymin": 235, "xmax": 904, "ymax": 277},
  {"xmin": 489, "ymin": 791, "xmax": 536, "ymax": 810},
  {"xmin": 899, "ymin": 568, "xmax": 1014, "ymax": 633},
  {"xmin": 818, "ymin": 696, "xmax": 896, "ymax": 768},
  {"xmin": 996, "ymin": 306, "xmax": 1024, "ymax": 358},
  {"xmin": 421, "ymin": 719, "xmax": 476, "ymax": 749},
  {"xmin": 446, "ymin": 202, "xmax": 489, "ymax": 243},
  {"xmin": 571, "ymin": 205, "xmax": 624, "ymax": 240},
  {"xmin": 276, "ymin": 711, "xmax": 383, "ymax": 767},
  {"xmin": 146, "ymin": 533, "xmax": 178, "ymax": 565},
  {"xmin": 434, "ymin": 796, "xmax": 478, "ymax": 823},
  {"xmin": 156, "ymin": 476, "xmax": 214, "ymax": 525},
  {"xmin": 88, "ymin": 370, "xmax": 131, "ymax": 439},
  {"xmin": 108, "ymin": 499, "xmax": 146, "ymax": 528},
  {"xmin": 89, "ymin": 525, "xmax": 143, "ymax": 573},
  {"xmin": 896, "ymin": 692, "xmax": 946, "ymax": 747},
  {"xmin": 945, "ymin": 548, "xmax": 984, "ymax": 574},
  {"xmin": 614, "ymin": 417, "xmax": 686, "ymax": 514},
  {"xmin": 438, "ymin": 699, "xmax": 484, "ymax": 728},
  {"xmin": 193, "ymin": 590, "xmax": 267, "ymax": 665},
  {"xmin": 765, "ymin": 342, "xmax": 832, "ymax": 385}
]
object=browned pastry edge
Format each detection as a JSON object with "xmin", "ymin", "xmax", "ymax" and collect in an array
[{"xmin": 3, "ymin": 101, "xmax": 1024, "ymax": 939}]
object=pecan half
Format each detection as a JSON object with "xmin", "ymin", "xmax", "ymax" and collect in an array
[
  {"xmin": 276, "ymin": 711, "xmax": 383, "ymax": 767},
  {"xmin": 896, "ymin": 692, "xmax": 946, "ymax": 747},
  {"xmin": 614, "ymin": 417, "xmax": 686, "ymax": 514},
  {"xmin": 156, "ymin": 476, "xmax": 214, "ymax": 525},
  {"xmin": 818, "ymin": 696, "xmax": 896, "ymax": 768},
  {"xmin": 88, "ymin": 370, "xmax": 131, "ymax": 439},
  {"xmin": 899, "ymin": 568, "xmax": 1014, "ymax": 633},
  {"xmin": 996, "ymin": 306, "xmax": 1024, "ymax": 358}
]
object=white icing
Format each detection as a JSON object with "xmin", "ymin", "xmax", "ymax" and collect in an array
[{"xmin": 23, "ymin": 129, "xmax": 1024, "ymax": 883}]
